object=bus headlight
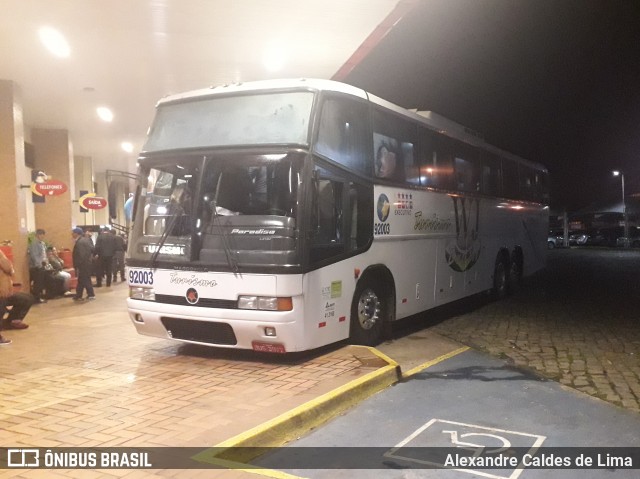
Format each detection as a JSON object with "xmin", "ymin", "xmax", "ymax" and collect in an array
[
  {"xmin": 238, "ymin": 296, "xmax": 292, "ymax": 311},
  {"xmin": 130, "ymin": 286, "xmax": 155, "ymax": 301}
]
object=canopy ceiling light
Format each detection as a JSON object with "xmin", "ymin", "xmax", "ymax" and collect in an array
[{"xmin": 38, "ymin": 26, "xmax": 70, "ymax": 58}]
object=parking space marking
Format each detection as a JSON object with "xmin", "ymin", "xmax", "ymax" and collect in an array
[
  {"xmin": 403, "ymin": 346, "xmax": 470, "ymax": 378},
  {"xmin": 385, "ymin": 418, "xmax": 546, "ymax": 479}
]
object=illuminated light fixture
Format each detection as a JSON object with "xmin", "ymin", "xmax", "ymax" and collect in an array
[
  {"xmin": 38, "ymin": 26, "xmax": 70, "ymax": 58},
  {"xmin": 121, "ymin": 142, "xmax": 134, "ymax": 153},
  {"xmin": 262, "ymin": 154, "xmax": 287, "ymax": 161},
  {"xmin": 97, "ymin": 107, "xmax": 114, "ymax": 122},
  {"xmin": 262, "ymin": 45, "xmax": 286, "ymax": 72}
]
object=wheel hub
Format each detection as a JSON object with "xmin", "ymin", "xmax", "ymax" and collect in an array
[{"xmin": 357, "ymin": 289, "xmax": 380, "ymax": 330}]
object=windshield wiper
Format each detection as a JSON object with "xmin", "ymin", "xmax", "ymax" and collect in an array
[{"xmin": 149, "ymin": 206, "xmax": 182, "ymax": 269}]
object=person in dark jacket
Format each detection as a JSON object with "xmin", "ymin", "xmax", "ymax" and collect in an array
[
  {"xmin": 94, "ymin": 228, "xmax": 118, "ymax": 287},
  {"xmin": 72, "ymin": 227, "xmax": 95, "ymax": 301},
  {"xmin": 112, "ymin": 234, "xmax": 126, "ymax": 283}
]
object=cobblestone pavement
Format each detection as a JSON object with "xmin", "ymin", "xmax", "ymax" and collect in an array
[{"xmin": 432, "ymin": 248, "xmax": 640, "ymax": 414}]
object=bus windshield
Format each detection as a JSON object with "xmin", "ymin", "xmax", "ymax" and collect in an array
[
  {"xmin": 143, "ymin": 91, "xmax": 314, "ymax": 152},
  {"xmin": 129, "ymin": 154, "xmax": 302, "ymax": 270}
]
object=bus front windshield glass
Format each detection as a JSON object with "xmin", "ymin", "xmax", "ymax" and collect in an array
[
  {"xmin": 129, "ymin": 155, "xmax": 301, "ymax": 269},
  {"xmin": 143, "ymin": 91, "xmax": 314, "ymax": 152}
]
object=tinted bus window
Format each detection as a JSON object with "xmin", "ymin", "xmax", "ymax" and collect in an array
[
  {"xmin": 453, "ymin": 148, "xmax": 480, "ymax": 193},
  {"xmin": 415, "ymin": 127, "xmax": 439, "ymax": 187},
  {"xmin": 502, "ymin": 160, "xmax": 519, "ymax": 199},
  {"xmin": 480, "ymin": 153, "xmax": 502, "ymax": 196},
  {"xmin": 419, "ymin": 133, "xmax": 454, "ymax": 190},
  {"xmin": 373, "ymin": 109, "xmax": 417, "ymax": 182},
  {"xmin": 314, "ymin": 97, "xmax": 369, "ymax": 175},
  {"xmin": 145, "ymin": 92, "xmax": 314, "ymax": 152},
  {"xmin": 539, "ymin": 170, "xmax": 550, "ymax": 204},
  {"xmin": 519, "ymin": 165, "xmax": 533, "ymax": 201}
]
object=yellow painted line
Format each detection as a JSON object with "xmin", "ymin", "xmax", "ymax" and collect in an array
[
  {"xmin": 402, "ymin": 346, "xmax": 470, "ymax": 378},
  {"xmin": 203, "ymin": 457, "xmax": 309, "ymax": 479},
  {"xmin": 363, "ymin": 345, "xmax": 400, "ymax": 367},
  {"xmin": 192, "ymin": 344, "xmax": 467, "ymax": 476},
  {"xmin": 193, "ymin": 346, "xmax": 400, "ymax": 469}
]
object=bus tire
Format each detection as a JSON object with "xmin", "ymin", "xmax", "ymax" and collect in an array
[
  {"xmin": 350, "ymin": 279, "xmax": 386, "ymax": 346},
  {"xmin": 508, "ymin": 249, "xmax": 523, "ymax": 294},
  {"xmin": 492, "ymin": 254, "xmax": 509, "ymax": 300}
]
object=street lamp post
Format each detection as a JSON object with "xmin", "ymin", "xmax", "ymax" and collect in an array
[{"xmin": 613, "ymin": 170, "xmax": 629, "ymax": 248}]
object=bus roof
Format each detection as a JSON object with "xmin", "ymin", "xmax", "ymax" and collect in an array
[{"xmin": 155, "ymin": 78, "xmax": 368, "ymax": 105}]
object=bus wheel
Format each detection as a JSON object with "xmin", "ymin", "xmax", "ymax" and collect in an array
[
  {"xmin": 350, "ymin": 281, "xmax": 385, "ymax": 346},
  {"xmin": 492, "ymin": 256, "xmax": 509, "ymax": 300},
  {"xmin": 508, "ymin": 251, "xmax": 523, "ymax": 294}
]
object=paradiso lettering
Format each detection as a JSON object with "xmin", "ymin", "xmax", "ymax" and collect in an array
[
  {"xmin": 414, "ymin": 211, "xmax": 452, "ymax": 232},
  {"xmin": 169, "ymin": 272, "xmax": 218, "ymax": 287},
  {"xmin": 445, "ymin": 196, "xmax": 481, "ymax": 272}
]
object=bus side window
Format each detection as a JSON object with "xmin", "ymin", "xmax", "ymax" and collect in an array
[
  {"xmin": 314, "ymin": 97, "xmax": 369, "ymax": 175},
  {"xmin": 481, "ymin": 153, "xmax": 502, "ymax": 196},
  {"xmin": 373, "ymin": 109, "xmax": 417, "ymax": 183},
  {"xmin": 429, "ymin": 136, "xmax": 454, "ymax": 190},
  {"xmin": 453, "ymin": 142, "xmax": 480, "ymax": 192},
  {"xmin": 310, "ymin": 176, "xmax": 344, "ymax": 263},
  {"xmin": 310, "ymin": 167, "xmax": 371, "ymax": 265},
  {"xmin": 502, "ymin": 160, "xmax": 519, "ymax": 199},
  {"xmin": 349, "ymin": 182, "xmax": 373, "ymax": 250},
  {"xmin": 539, "ymin": 170, "xmax": 550, "ymax": 204},
  {"xmin": 316, "ymin": 179, "xmax": 342, "ymax": 243},
  {"xmin": 518, "ymin": 164, "xmax": 542, "ymax": 202}
]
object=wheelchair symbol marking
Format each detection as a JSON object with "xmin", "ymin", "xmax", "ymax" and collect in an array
[
  {"xmin": 443, "ymin": 429, "xmax": 511, "ymax": 455},
  {"xmin": 385, "ymin": 419, "xmax": 546, "ymax": 479}
]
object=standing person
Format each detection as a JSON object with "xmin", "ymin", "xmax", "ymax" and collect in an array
[
  {"xmin": 28, "ymin": 228, "xmax": 49, "ymax": 303},
  {"xmin": 1, "ymin": 249, "xmax": 34, "ymax": 343},
  {"xmin": 71, "ymin": 227, "xmax": 95, "ymax": 301},
  {"xmin": 112, "ymin": 234, "xmax": 126, "ymax": 283},
  {"xmin": 94, "ymin": 228, "xmax": 117, "ymax": 287}
]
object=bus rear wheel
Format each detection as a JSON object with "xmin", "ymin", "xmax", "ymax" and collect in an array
[
  {"xmin": 508, "ymin": 250, "xmax": 523, "ymax": 294},
  {"xmin": 350, "ymin": 280, "xmax": 385, "ymax": 346},
  {"xmin": 492, "ymin": 256, "xmax": 509, "ymax": 300}
]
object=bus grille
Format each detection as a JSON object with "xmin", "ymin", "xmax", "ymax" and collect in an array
[
  {"xmin": 160, "ymin": 317, "xmax": 237, "ymax": 345},
  {"xmin": 155, "ymin": 294, "xmax": 237, "ymax": 309}
]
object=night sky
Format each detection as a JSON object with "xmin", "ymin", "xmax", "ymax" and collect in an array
[{"xmin": 343, "ymin": 0, "xmax": 640, "ymax": 211}]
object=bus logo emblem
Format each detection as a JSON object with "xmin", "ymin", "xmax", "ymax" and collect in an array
[
  {"xmin": 185, "ymin": 288, "xmax": 199, "ymax": 305},
  {"xmin": 445, "ymin": 197, "xmax": 481, "ymax": 272},
  {"xmin": 376, "ymin": 194, "xmax": 391, "ymax": 222}
]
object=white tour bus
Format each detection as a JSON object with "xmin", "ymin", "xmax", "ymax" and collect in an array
[{"xmin": 127, "ymin": 78, "xmax": 548, "ymax": 353}]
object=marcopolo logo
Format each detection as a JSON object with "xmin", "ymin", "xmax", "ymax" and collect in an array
[
  {"xmin": 376, "ymin": 194, "xmax": 391, "ymax": 222},
  {"xmin": 185, "ymin": 288, "xmax": 199, "ymax": 305},
  {"xmin": 374, "ymin": 193, "xmax": 392, "ymax": 235}
]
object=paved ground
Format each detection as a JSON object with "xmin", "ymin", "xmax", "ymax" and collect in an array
[
  {"xmin": 257, "ymin": 348, "xmax": 640, "ymax": 478},
  {"xmin": 1, "ymin": 247, "xmax": 638, "ymax": 477},
  {"xmin": 431, "ymin": 247, "xmax": 640, "ymax": 414},
  {"xmin": 0, "ymin": 283, "xmax": 393, "ymax": 478}
]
